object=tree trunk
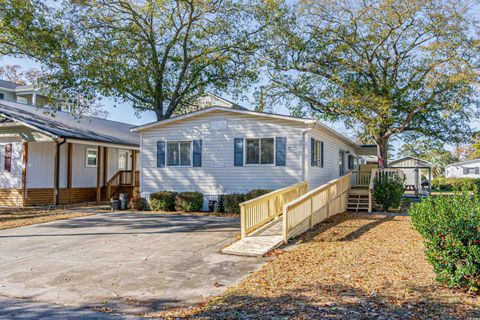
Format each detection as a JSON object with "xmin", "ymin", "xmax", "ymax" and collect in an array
[{"xmin": 376, "ymin": 138, "xmax": 389, "ymax": 168}]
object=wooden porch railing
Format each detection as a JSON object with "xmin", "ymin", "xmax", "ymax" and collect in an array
[
  {"xmin": 350, "ymin": 170, "xmax": 371, "ymax": 187},
  {"xmin": 282, "ymin": 173, "xmax": 351, "ymax": 242},
  {"xmin": 240, "ymin": 181, "xmax": 308, "ymax": 238},
  {"xmin": 106, "ymin": 170, "xmax": 139, "ymax": 199},
  {"xmin": 368, "ymin": 168, "xmax": 405, "ymax": 212}
]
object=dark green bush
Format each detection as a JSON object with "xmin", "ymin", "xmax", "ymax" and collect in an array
[
  {"xmin": 410, "ymin": 191, "xmax": 480, "ymax": 290},
  {"xmin": 245, "ymin": 189, "xmax": 272, "ymax": 201},
  {"xmin": 130, "ymin": 197, "xmax": 148, "ymax": 211},
  {"xmin": 432, "ymin": 177, "xmax": 480, "ymax": 192},
  {"xmin": 175, "ymin": 192, "xmax": 204, "ymax": 212},
  {"xmin": 222, "ymin": 194, "xmax": 246, "ymax": 214},
  {"xmin": 149, "ymin": 191, "xmax": 176, "ymax": 211},
  {"xmin": 373, "ymin": 174, "xmax": 405, "ymax": 211}
]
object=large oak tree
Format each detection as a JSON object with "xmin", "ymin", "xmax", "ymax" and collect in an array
[
  {"xmin": 1, "ymin": 0, "xmax": 260, "ymax": 119},
  {"xmin": 260, "ymin": 0, "xmax": 480, "ymax": 163}
]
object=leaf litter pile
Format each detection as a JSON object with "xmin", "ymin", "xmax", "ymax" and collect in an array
[{"xmin": 155, "ymin": 212, "xmax": 480, "ymax": 319}]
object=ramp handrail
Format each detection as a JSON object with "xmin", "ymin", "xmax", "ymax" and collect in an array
[
  {"xmin": 240, "ymin": 181, "xmax": 308, "ymax": 238},
  {"xmin": 283, "ymin": 173, "xmax": 351, "ymax": 243}
]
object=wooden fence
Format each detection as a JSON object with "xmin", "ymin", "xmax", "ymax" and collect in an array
[
  {"xmin": 240, "ymin": 181, "xmax": 308, "ymax": 238},
  {"xmin": 282, "ymin": 173, "xmax": 351, "ymax": 242},
  {"xmin": 350, "ymin": 170, "xmax": 371, "ymax": 187}
]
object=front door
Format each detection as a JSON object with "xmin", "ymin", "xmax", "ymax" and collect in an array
[
  {"xmin": 118, "ymin": 151, "xmax": 128, "ymax": 170},
  {"xmin": 339, "ymin": 150, "xmax": 345, "ymax": 176}
]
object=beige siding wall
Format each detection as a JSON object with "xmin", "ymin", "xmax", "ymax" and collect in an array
[
  {"xmin": 306, "ymin": 128, "xmax": 357, "ymax": 189},
  {"xmin": 140, "ymin": 111, "xmax": 306, "ymax": 195}
]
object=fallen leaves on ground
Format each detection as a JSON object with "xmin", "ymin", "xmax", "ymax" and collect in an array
[{"xmin": 153, "ymin": 212, "xmax": 480, "ymax": 319}]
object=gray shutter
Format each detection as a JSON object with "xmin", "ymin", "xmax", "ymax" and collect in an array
[
  {"xmin": 276, "ymin": 137, "xmax": 286, "ymax": 166},
  {"xmin": 193, "ymin": 140, "xmax": 202, "ymax": 167},
  {"xmin": 156, "ymin": 141, "xmax": 165, "ymax": 168},
  {"xmin": 463, "ymin": 167, "xmax": 468, "ymax": 175},
  {"xmin": 234, "ymin": 138, "xmax": 243, "ymax": 166},
  {"xmin": 476, "ymin": 167, "xmax": 479, "ymax": 175},
  {"xmin": 311, "ymin": 138, "xmax": 315, "ymax": 166},
  {"xmin": 320, "ymin": 141, "xmax": 324, "ymax": 168}
]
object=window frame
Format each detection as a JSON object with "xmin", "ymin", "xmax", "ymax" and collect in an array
[
  {"xmin": 244, "ymin": 137, "xmax": 276, "ymax": 166},
  {"xmin": 85, "ymin": 147, "xmax": 98, "ymax": 168},
  {"xmin": 165, "ymin": 140, "xmax": 193, "ymax": 167},
  {"xmin": 311, "ymin": 138, "xmax": 323, "ymax": 167}
]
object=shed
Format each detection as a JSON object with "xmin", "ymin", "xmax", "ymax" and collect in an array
[{"xmin": 388, "ymin": 156, "xmax": 432, "ymax": 194}]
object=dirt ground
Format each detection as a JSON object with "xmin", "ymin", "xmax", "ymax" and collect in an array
[{"xmin": 154, "ymin": 212, "xmax": 480, "ymax": 319}]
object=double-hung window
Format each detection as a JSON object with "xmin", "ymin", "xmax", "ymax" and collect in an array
[
  {"xmin": 245, "ymin": 138, "xmax": 274, "ymax": 165},
  {"xmin": 167, "ymin": 141, "xmax": 191, "ymax": 166},
  {"xmin": 311, "ymin": 139, "xmax": 323, "ymax": 167},
  {"xmin": 86, "ymin": 148, "xmax": 98, "ymax": 167}
]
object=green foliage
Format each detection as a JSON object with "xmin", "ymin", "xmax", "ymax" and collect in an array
[
  {"xmin": 245, "ymin": 189, "xmax": 272, "ymax": 201},
  {"xmin": 410, "ymin": 192, "xmax": 480, "ymax": 290},
  {"xmin": 4, "ymin": 0, "xmax": 260, "ymax": 119},
  {"xmin": 175, "ymin": 192, "xmax": 204, "ymax": 212},
  {"xmin": 222, "ymin": 194, "xmax": 246, "ymax": 214},
  {"xmin": 260, "ymin": 0, "xmax": 480, "ymax": 161},
  {"xmin": 129, "ymin": 197, "xmax": 148, "ymax": 211},
  {"xmin": 431, "ymin": 177, "xmax": 480, "ymax": 192},
  {"xmin": 373, "ymin": 174, "xmax": 405, "ymax": 211},
  {"xmin": 149, "ymin": 191, "xmax": 177, "ymax": 211}
]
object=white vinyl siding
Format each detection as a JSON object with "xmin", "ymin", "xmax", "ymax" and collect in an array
[
  {"xmin": 446, "ymin": 160, "xmax": 480, "ymax": 178},
  {"xmin": 140, "ymin": 110, "xmax": 305, "ymax": 195},
  {"xmin": 306, "ymin": 128, "xmax": 357, "ymax": 189}
]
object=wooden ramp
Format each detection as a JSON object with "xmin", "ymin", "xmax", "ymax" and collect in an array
[{"xmin": 222, "ymin": 219, "xmax": 283, "ymax": 257}]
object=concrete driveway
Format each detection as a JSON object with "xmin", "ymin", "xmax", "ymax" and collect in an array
[{"xmin": 0, "ymin": 212, "xmax": 264, "ymax": 315}]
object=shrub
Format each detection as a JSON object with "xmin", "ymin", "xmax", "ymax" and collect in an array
[
  {"xmin": 432, "ymin": 177, "xmax": 480, "ymax": 192},
  {"xmin": 149, "ymin": 191, "xmax": 176, "ymax": 211},
  {"xmin": 373, "ymin": 174, "xmax": 405, "ymax": 211},
  {"xmin": 130, "ymin": 197, "xmax": 148, "ymax": 211},
  {"xmin": 222, "ymin": 194, "xmax": 246, "ymax": 214},
  {"xmin": 410, "ymin": 191, "xmax": 480, "ymax": 290},
  {"xmin": 245, "ymin": 189, "xmax": 272, "ymax": 201},
  {"xmin": 175, "ymin": 192, "xmax": 204, "ymax": 212}
]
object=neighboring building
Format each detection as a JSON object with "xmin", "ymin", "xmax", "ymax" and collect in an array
[
  {"xmin": 132, "ymin": 107, "xmax": 376, "ymax": 207},
  {"xmin": 0, "ymin": 99, "xmax": 139, "ymax": 207},
  {"xmin": 445, "ymin": 159, "xmax": 480, "ymax": 178},
  {"xmin": 0, "ymin": 79, "xmax": 50, "ymax": 107},
  {"xmin": 388, "ymin": 156, "xmax": 432, "ymax": 193}
]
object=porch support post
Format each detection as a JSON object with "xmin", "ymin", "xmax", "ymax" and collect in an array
[
  {"xmin": 131, "ymin": 150, "xmax": 137, "ymax": 187},
  {"xmin": 67, "ymin": 143, "xmax": 72, "ymax": 189},
  {"xmin": 96, "ymin": 146, "xmax": 102, "ymax": 204},
  {"xmin": 428, "ymin": 167, "xmax": 432, "ymax": 195},
  {"xmin": 53, "ymin": 141, "xmax": 58, "ymax": 206},
  {"xmin": 21, "ymin": 142, "xmax": 28, "ymax": 207},
  {"xmin": 103, "ymin": 147, "xmax": 108, "ymax": 186}
]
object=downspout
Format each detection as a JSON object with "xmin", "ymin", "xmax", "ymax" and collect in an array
[{"xmin": 55, "ymin": 137, "xmax": 67, "ymax": 206}]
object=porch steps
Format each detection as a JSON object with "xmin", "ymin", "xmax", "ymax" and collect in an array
[
  {"xmin": 347, "ymin": 193, "xmax": 374, "ymax": 212},
  {"xmin": 222, "ymin": 219, "xmax": 283, "ymax": 257}
]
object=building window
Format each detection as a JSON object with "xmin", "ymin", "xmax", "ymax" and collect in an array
[
  {"xmin": 0, "ymin": 93, "xmax": 4, "ymax": 100},
  {"xmin": 464, "ymin": 167, "xmax": 478, "ymax": 175},
  {"xmin": 246, "ymin": 138, "xmax": 274, "ymax": 165},
  {"xmin": 118, "ymin": 152, "xmax": 127, "ymax": 170},
  {"xmin": 4, "ymin": 143, "xmax": 12, "ymax": 172},
  {"xmin": 16, "ymin": 96, "xmax": 28, "ymax": 104},
  {"xmin": 167, "ymin": 141, "xmax": 191, "ymax": 166},
  {"xmin": 311, "ymin": 139, "xmax": 323, "ymax": 167},
  {"xmin": 348, "ymin": 154, "xmax": 355, "ymax": 170},
  {"xmin": 86, "ymin": 148, "xmax": 98, "ymax": 167}
]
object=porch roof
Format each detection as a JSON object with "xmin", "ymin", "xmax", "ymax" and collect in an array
[{"xmin": 0, "ymin": 100, "xmax": 139, "ymax": 147}]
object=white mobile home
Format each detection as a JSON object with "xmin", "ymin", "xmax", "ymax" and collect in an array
[
  {"xmin": 132, "ymin": 107, "xmax": 375, "ymax": 204},
  {"xmin": 0, "ymin": 100, "xmax": 140, "ymax": 206},
  {"xmin": 445, "ymin": 159, "xmax": 480, "ymax": 178}
]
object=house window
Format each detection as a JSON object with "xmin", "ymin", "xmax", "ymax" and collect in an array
[
  {"xmin": 167, "ymin": 141, "xmax": 191, "ymax": 166},
  {"xmin": 464, "ymin": 167, "xmax": 478, "ymax": 175},
  {"xmin": 16, "ymin": 96, "xmax": 28, "ymax": 104},
  {"xmin": 348, "ymin": 154, "xmax": 355, "ymax": 170},
  {"xmin": 0, "ymin": 93, "xmax": 4, "ymax": 100},
  {"xmin": 246, "ymin": 138, "xmax": 274, "ymax": 165},
  {"xmin": 4, "ymin": 143, "xmax": 12, "ymax": 172},
  {"xmin": 118, "ymin": 152, "xmax": 127, "ymax": 170},
  {"xmin": 311, "ymin": 139, "xmax": 323, "ymax": 167},
  {"xmin": 86, "ymin": 148, "xmax": 98, "ymax": 167}
]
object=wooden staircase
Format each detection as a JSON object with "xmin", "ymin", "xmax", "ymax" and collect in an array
[
  {"xmin": 106, "ymin": 170, "xmax": 139, "ymax": 199},
  {"xmin": 347, "ymin": 191, "xmax": 370, "ymax": 212}
]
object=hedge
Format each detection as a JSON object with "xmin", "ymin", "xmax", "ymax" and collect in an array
[
  {"xmin": 410, "ymin": 191, "xmax": 480, "ymax": 290},
  {"xmin": 245, "ymin": 189, "xmax": 272, "ymax": 201},
  {"xmin": 175, "ymin": 192, "xmax": 204, "ymax": 212},
  {"xmin": 149, "ymin": 191, "xmax": 176, "ymax": 211},
  {"xmin": 431, "ymin": 177, "xmax": 480, "ymax": 192},
  {"xmin": 222, "ymin": 194, "xmax": 245, "ymax": 214}
]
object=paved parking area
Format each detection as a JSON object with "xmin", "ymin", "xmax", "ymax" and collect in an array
[{"xmin": 0, "ymin": 212, "xmax": 264, "ymax": 315}]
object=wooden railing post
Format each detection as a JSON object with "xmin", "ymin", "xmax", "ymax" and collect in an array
[
  {"xmin": 240, "ymin": 204, "xmax": 246, "ymax": 238},
  {"xmin": 309, "ymin": 198, "xmax": 313, "ymax": 228},
  {"xmin": 282, "ymin": 205, "xmax": 288, "ymax": 243}
]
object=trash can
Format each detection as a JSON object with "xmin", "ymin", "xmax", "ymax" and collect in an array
[
  {"xmin": 111, "ymin": 199, "xmax": 119, "ymax": 211},
  {"xmin": 119, "ymin": 193, "xmax": 128, "ymax": 201},
  {"xmin": 120, "ymin": 199, "xmax": 128, "ymax": 210}
]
